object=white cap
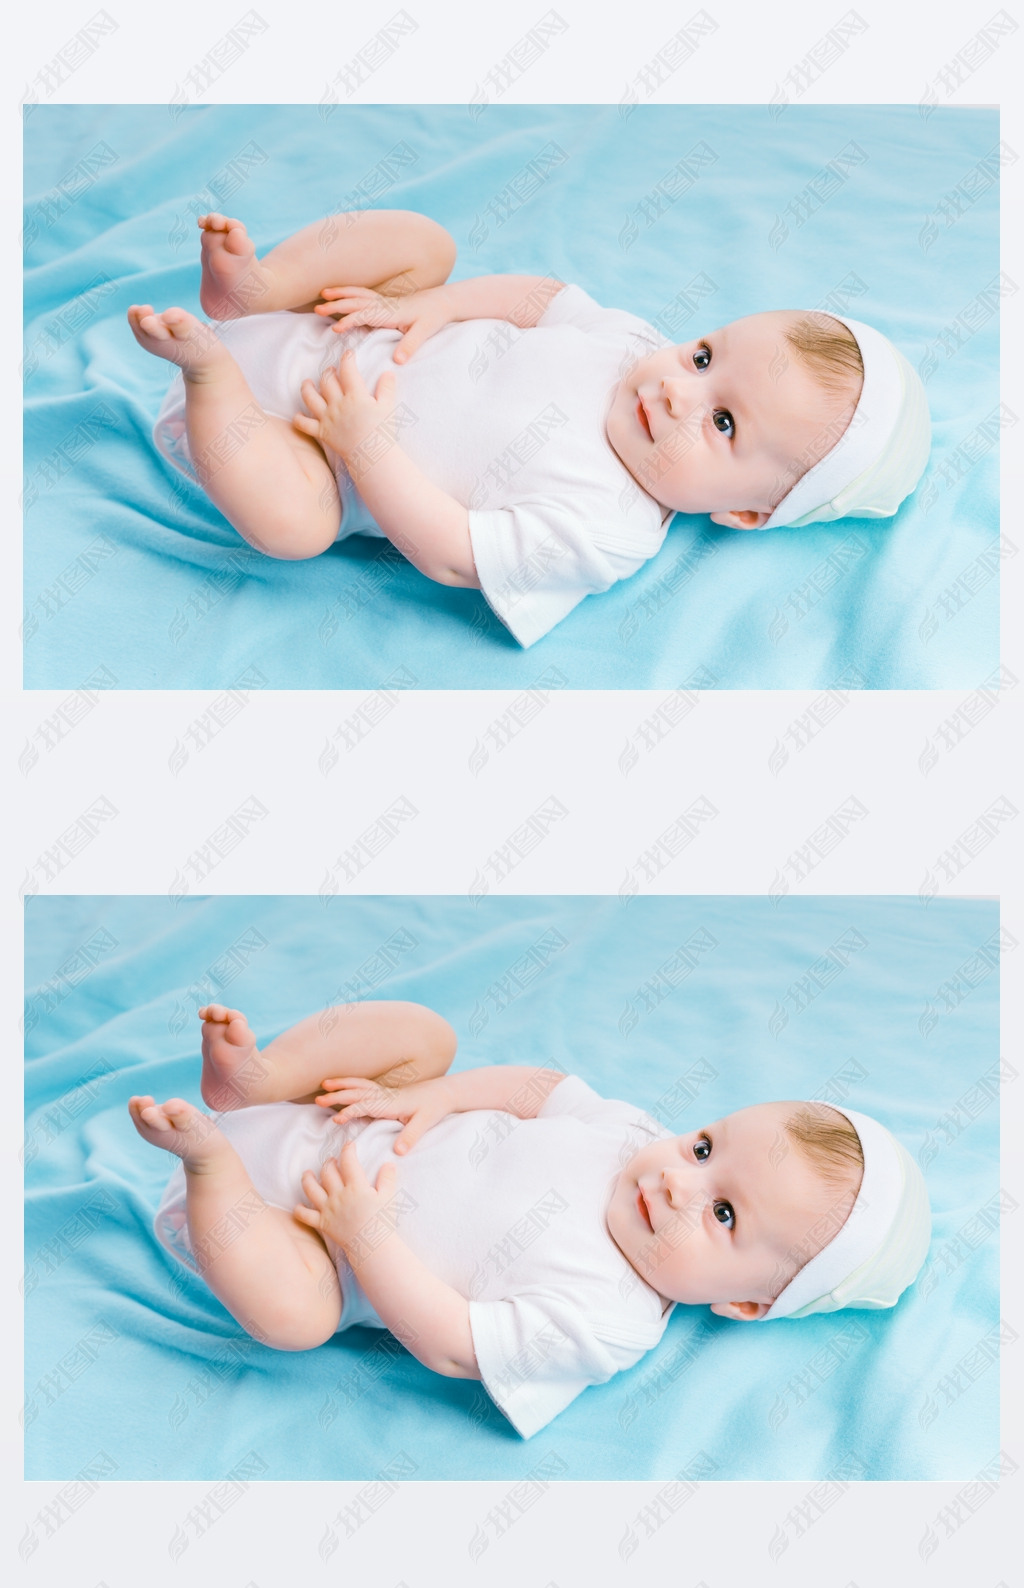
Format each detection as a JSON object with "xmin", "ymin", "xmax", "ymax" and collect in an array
[
  {"xmin": 762, "ymin": 316, "xmax": 932, "ymax": 530},
  {"xmin": 764, "ymin": 1106, "xmax": 932, "ymax": 1320}
]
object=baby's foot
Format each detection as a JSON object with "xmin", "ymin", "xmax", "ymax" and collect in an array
[
  {"xmin": 199, "ymin": 1004, "xmax": 269, "ymax": 1111},
  {"xmin": 198, "ymin": 213, "xmax": 268, "ymax": 320},
  {"xmin": 128, "ymin": 1095, "xmax": 227, "ymax": 1171},
  {"xmin": 126, "ymin": 305, "xmax": 231, "ymax": 384}
]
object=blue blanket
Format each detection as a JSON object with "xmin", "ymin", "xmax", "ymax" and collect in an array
[
  {"xmin": 24, "ymin": 104, "xmax": 997, "ymax": 688},
  {"xmin": 25, "ymin": 895, "xmax": 999, "ymax": 1479}
]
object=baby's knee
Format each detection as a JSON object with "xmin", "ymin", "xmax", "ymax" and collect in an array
[{"xmin": 258, "ymin": 1299, "xmax": 339, "ymax": 1352}]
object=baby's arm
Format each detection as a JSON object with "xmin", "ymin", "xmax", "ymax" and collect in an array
[
  {"xmin": 317, "ymin": 1064, "xmax": 566, "ymax": 1151},
  {"xmin": 296, "ymin": 1144, "xmax": 478, "ymax": 1378},
  {"xmin": 437, "ymin": 274, "xmax": 566, "ymax": 328}
]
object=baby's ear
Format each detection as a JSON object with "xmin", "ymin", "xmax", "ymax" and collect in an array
[
  {"xmin": 709, "ymin": 1299, "xmax": 772, "ymax": 1321},
  {"xmin": 709, "ymin": 509, "xmax": 772, "ymax": 530}
]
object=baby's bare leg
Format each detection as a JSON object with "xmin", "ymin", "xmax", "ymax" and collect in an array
[
  {"xmin": 199, "ymin": 208, "xmax": 457, "ymax": 321},
  {"xmin": 127, "ymin": 304, "xmax": 339, "ymax": 559},
  {"xmin": 128, "ymin": 1096, "xmax": 341, "ymax": 1349},
  {"xmin": 199, "ymin": 1000, "xmax": 457, "ymax": 1112}
]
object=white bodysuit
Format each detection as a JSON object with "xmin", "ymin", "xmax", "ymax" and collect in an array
[
  {"xmin": 153, "ymin": 286, "xmax": 673, "ymax": 647},
  {"xmin": 154, "ymin": 1075, "xmax": 675, "ymax": 1438}
]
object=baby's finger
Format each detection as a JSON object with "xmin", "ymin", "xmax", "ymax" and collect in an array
[
  {"xmin": 301, "ymin": 1170, "xmax": 328, "ymax": 1208},
  {"xmin": 292, "ymin": 414, "xmax": 321, "ymax": 437},
  {"xmin": 337, "ymin": 1140, "xmax": 368, "ymax": 1185},
  {"xmin": 292, "ymin": 1204, "xmax": 322, "ymax": 1229},
  {"xmin": 320, "ymin": 1156, "xmax": 344, "ymax": 1192},
  {"xmin": 300, "ymin": 378, "xmax": 327, "ymax": 415},
  {"xmin": 375, "ymin": 1162, "xmax": 398, "ymax": 1192}
]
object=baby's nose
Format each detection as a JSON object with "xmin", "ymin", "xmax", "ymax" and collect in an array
[{"xmin": 660, "ymin": 377, "xmax": 707, "ymax": 423}]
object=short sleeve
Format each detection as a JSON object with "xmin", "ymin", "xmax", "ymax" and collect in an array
[
  {"xmin": 468, "ymin": 500, "xmax": 652, "ymax": 648},
  {"xmin": 538, "ymin": 284, "xmax": 668, "ymax": 353},
  {"xmin": 539, "ymin": 1075, "xmax": 668, "ymax": 1140},
  {"xmin": 468, "ymin": 1290, "xmax": 658, "ymax": 1438}
]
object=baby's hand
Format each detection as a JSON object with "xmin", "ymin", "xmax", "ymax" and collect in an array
[
  {"xmin": 314, "ymin": 1074, "xmax": 454, "ymax": 1155},
  {"xmin": 314, "ymin": 284, "xmax": 455, "ymax": 363},
  {"xmin": 294, "ymin": 1142, "xmax": 398, "ymax": 1258},
  {"xmin": 293, "ymin": 351, "xmax": 396, "ymax": 466}
]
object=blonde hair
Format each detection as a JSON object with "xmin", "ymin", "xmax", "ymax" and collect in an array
[
  {"xmin": 785, "ymin": 1103, "xmax": 864, "ymax": 1191},
  {"xmin": 784, "ymin": 313, "xmax": 864, "ymax": 401}
]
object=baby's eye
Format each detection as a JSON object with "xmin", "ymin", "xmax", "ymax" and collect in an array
[
  {"xmin": 712, "ymin": 410, "xmax": 735, "ymax": 438},
  {"xmin": 692, "ymin": 343, "xmax": 711, "ymax": 371},
  {"xmin": 712, "ymin": 1201, "xmax": 735, "ymax": 1229},
  {"xmin": 692, "ymin": 1135, "xmax": 712, "ymax": 1161}
]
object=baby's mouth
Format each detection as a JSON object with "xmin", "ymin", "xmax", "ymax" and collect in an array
[
  {"xmin": 636, "ymin": 396, "xmax": 653, "ymax": 440},
  {"xmin": 637, "ymin": 1186, "xmax": 654, "ymax": 1230}
]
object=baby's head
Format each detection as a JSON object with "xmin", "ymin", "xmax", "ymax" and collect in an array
[
  {"xmin": 606, "ymin": 309, "xmax": 931, "ymax": 530},
  {"xmin": 606, "ymin": 1099, "xmax": 931, "ymax": 1321}
]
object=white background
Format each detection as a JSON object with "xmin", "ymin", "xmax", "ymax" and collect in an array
[{"xmin": 7, "ymin": 1, "xmax": 1021, "ymax": 1583}]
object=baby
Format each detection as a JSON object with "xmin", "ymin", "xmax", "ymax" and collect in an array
[
  {"xmin": 131, "ymin": 1000, "xmax": 931, "ymax": 1439},
  {"xmin": 129, "ymin": 208, "xmax": 931, "ymax": 647}
]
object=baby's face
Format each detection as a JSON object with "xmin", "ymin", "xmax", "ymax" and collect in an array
[
  {"xmin": 605, "ymin": 1101, "xmax": 855, "ymax": 1319},
  {"xmin": 605, "ymin": 311, "xmax": 857, "ymax": 528}
]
